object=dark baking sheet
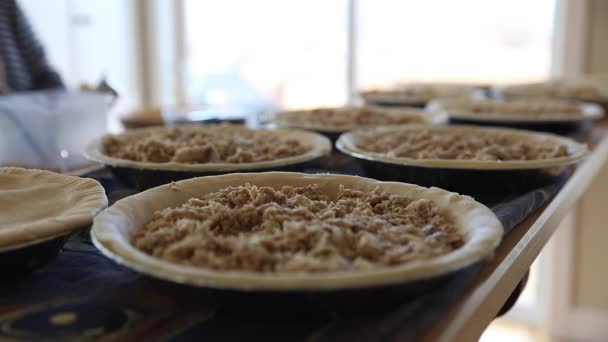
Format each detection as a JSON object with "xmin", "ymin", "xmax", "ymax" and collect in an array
[{"xmin": 0, "ymin": 157, "xmax": 568, "ymax": 341}]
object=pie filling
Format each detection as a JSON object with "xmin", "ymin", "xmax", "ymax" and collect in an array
[
  {"xmin": 363, "ymin": 85, "xmax": 471, "ymax": 102},
  {"xmin": 363, "ymin": 89, "xmax": 441, "ymax": 102},
  {"xmin": 102, "ymin": 125, "xmax": 310, "ymax": 164},
  {"xmin": 278, "ymin": 107, "xmax": 424, "ymax": 127},
  {"xmin": 549, "ymin": 84, "xmax": 607, "ymax": 99},
  {"xmin": 506, "ymin": 82, "xmax": 608, "ymax": 101},
  {"xmin": 132, "ymin": 184, "xmax": 463, "ymax": 273},
  {"xmin": 465, "ymin": 100, "xmax": 584, "ymax": 117},
  {"xmin": 354, "ymin": 129, "xmax": 569, "ymax": 161},
  {"xmin": 560, "ymin": 85, "xmax": 607, "ymax": 100}
]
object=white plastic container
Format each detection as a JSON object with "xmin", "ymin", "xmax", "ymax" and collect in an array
[{"xmin": 0, "ymin": 91, "xmax": 112, "ymax": 171}]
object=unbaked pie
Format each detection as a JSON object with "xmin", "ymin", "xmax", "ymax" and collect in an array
[
  {"xmin": 337, "ymin": 125, "xmax": 587, "ymax": 170},
  {"xmin": 85, "ymin": 124, "xmax": 331, "ymax": 172},
  {"xmin": 0, "ymin": 167, "xmax": 107, "ymax": 250},
  {"xmin": 273, "ymin": 106, "xmax": 435, "ymax": 132},
  {"xmin": 91, "ymin": 172, "xmax": 503, "ymax": 290},
  {"xmin": 498, "ymin": 79, "xmax": 608, "ymax": 103},
  {"xmin": 361, "ymin": 83, "xmax": 477, "ymax": 106},
  {"xmin": 428, "ymin": 98, "xmax": 604, "ymax": 123},
  {"xmin": 103, "ymin": 124, "xmax": 309, "ymax": 164}
]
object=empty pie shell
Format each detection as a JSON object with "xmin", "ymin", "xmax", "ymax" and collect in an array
[
  {"xmin": 0, "ymin": 167, "xmax": 107, "ymax": 250},
  {"xmin": 336, "ymin": 125, "xmax": 588, "ymax": 171},
  {"xmin": 91, "ymin": 172, "xmax": 503, "ymax": 291},
  {"xmin": 427, "ymin": 98, "xmax": 605, "ymax": 123}
]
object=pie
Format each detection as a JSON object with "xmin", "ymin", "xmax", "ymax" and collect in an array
[
  {"xmin": 360, "ymin": 83, "xmax": 477, "ymax": 106},
  {"xmin": 85, "ymin": 124, "xmax": 332, "ymax": 172},
  {"xmin": 337, "ymin": 125, "xmax": 587, "ymax": 170},
  {"xmin": 103, "ymin": 124, "xmax": 309, "ymax": 163},
  {"xmin": 0, "ymin": 167, "xmax": 107, "ymax": 249},
  {"xmin": 91, "ymin": 172, "xmax": 503, "ymax": 290},
  {"xmin": 273, "ymin": 106, "xmax": 435, "ymax": 132},
  {"xmin": 427, "ymin": 98, "xmax": 604, "ymax": 122},
  {"xmin": 499, "ymin": 79, "xmax": 608, "ymax": 103}
]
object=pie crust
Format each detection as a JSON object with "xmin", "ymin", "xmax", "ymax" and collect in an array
[
  {"xmin": 427, "ymin": 98, "xmax": 604, "ymax": 123},
  {"xmin": 84, "ymin": 125, "xmax": 332, "ymax": 172},
  {"xmin": 0, "ymin": 167, "xmax": 107, "ymax": 250},
  {"xmin": 361, "ymin": 83, "xmax": 477, "ymax": 105},
  {"xmin": 91, "ymin": 172, "xmax": 503, "ymax": 290},
  {"xmin": 336, "ymin": 125, "xmax": 588, "ymax": 170},
  {"xmin": 498, "ymin": 80, "xmax": 608, "ymax": 103},
  {"xmin": 273, "ymin": 106, "xmax": 444, "ymax": 133}
]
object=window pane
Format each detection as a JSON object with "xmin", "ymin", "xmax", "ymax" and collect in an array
[
  {"xmin": 357, "ymin": 0, "xmax": 556, "ymax": 88},
  {"xmin": 184, "ymin": 0, "xmax": 348, "ymax": 112}
]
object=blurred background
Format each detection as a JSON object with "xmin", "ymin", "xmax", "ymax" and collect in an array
[
  {"xmin": 9, "ymin": 0, "xmax": 608, "ymax": 340},
  {"xmin": 22, "ymin": 0, "xmax": 565, "ymax": 114}
]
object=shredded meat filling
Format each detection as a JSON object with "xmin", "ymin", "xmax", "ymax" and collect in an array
[
  {"xmin": 132, "ymin": 184, "xmax": 463, "ymax": 273},
  {"xmin": 102, "ymin": 125, "xmax": 310, "ymax": 164},
  {"xmin": 355, "ymin": 129, "xmax": 569, "ymax": 161}
]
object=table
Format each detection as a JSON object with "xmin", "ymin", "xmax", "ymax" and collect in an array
[
  {"xmin": 421, "ymin": 122, "xmax": 608, "ymax": 341},
  {"xmin": 51, "ymin": 123, "xmax": 608, "ymax": 341}
]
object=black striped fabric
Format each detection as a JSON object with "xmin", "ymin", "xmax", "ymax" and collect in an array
[{"xmin": 0, "ymin": 0, "xmax": 64, "ymax": 93}]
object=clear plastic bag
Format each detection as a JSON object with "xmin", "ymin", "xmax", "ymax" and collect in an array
[{"xmin": 0, "ymin": 90, "xmax": 112, "ymax": 172}]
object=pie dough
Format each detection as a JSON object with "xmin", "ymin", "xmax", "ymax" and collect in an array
[
  {"xmin": 91, "ymin": 172, "xmax": 503, "ymax": 290},
  {"xmin": 273, "ymin": 106, "xmax": 441, "ymax": 132},
  {"xmin": 428, "ymin": 98, "xmax": 604, "ymax": 123},
  {"xmin": 337, "ymin": 125, "xmax": 588, "ymax": 170},
  {"xmin": 84, "ymin": 125, "xmax": 332, "ymax": 172},
  {"xmin": 0, "ymin": 167, "xmax": 107, "ymax": 250}
]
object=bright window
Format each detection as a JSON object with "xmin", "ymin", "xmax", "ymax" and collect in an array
[
  {"xmin": 184, "ymin": 0, "xmax": 348, "ymax": 111},
  {"xmin": 184, "ymin": 0, "xmax": 556, "ymax": 113},
  {"xmin": 357, "ymin": 0, "xmax": 556, "ymax": 88}
]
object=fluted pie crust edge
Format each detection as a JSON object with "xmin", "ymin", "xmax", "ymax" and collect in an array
[{"xmin": 0, "ymin": 167, "xmax": 107, "ymax": 250}]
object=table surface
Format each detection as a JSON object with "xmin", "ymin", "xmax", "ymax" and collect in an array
[
  {"xmin": 64, "ymin": 123, "xmax": 608, "ymax": 342},
  {"xmin": 420, "ymin": 122, "xmax": 608, "ymax": 342}
]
